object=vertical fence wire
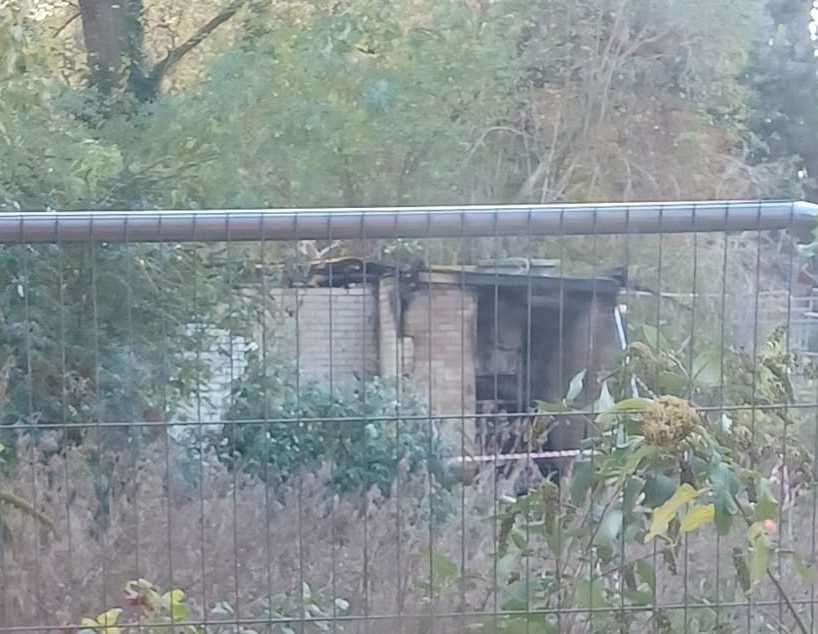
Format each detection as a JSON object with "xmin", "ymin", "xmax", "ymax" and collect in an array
[
  {"xmin": 556, "ymin": 206, "xmax": 567, "ymax": 634},
  {"xmin": 812, "ymin": 282, "xmax": 818, "ymax": 632},
  {"xmin": 652, "ymin": 205, "xmax": 665, "ymax": 634},
  {"xmin": 193, "ymin": 214, "xmax": 210, "ymax": 633},
  {"xmin": 89, "ymin": 220, "xmax": 111, "ymax": 633},
  {"xmin": 589, "ymin": 209, "xmax": 600, "ymax": 634},
  {"xmin": 227, "ymin": 217, "xmax": 242, "ymax": 631},
  {"xmin": 714, "ymin": 204, "xmax": 730, "ymax": 632},
  {"xmin": 618, "ymin": 204, "xmax": 633, "ymax": 634},
  {"xmin": 160, "ymin": 216, "xmax": 178, "ymax": 634},
  {"xmin": 682, "ymin": 207, "xmax": 699, "ymax": 634},
  {"xmin": 747, "ymin": 203, "xmax": 764, "ymax": 632},
  {"xmin": 524, "ymin": 210, "xmax": 534, "ymax": 634},
  {"xmin": 393, "ymin": 211, "xmax": 405, "ymax": 634},
  {"xmin": 779, "ymin": 202, "xmax": 796, "ymax": 630},
  {"xmin": 491, "ymin": 212, "xmax": 500, "ymax": 634},
  {"xmin": 327, "ymin": 218, "xmax": 338, "ymax": 634},
  {"xmin": 362, "ymin": 221, "xmax": 372, "ymax": 634},
  {"xmin": 20, "ymin": 228, "xmax": 40, "ymax": 627},
  {"xmin": 57, "ymin": 219, "xmax": 76, "ymax": 627},
  {"xmin": 458, "ymin": 212, "xmax": 467, "ymax": 634},
  {"xmin": 293, "ymin": 216, "xmax": 307, "ymax": 634}
]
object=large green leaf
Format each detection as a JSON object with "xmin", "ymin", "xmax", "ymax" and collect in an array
[
  {"xmin": 641, "ymin": 324, "xmax": 672, "ymax": 352},
  {"xmin": 642, "ymin": 475, "xmax": 678, "ymax": 509},
  {"xmin": 645, "ymin": 484, "xmax": 700, "ymax": 542},
  {"xmin": 623, "ymin": 444, "xmax": 659, "ymax": 475},
  {"xmin": 605, "ymin": 398, "xmax": 653, "ymax": 415},
  {"xmin": 752, "ymin": 478, "xmax": 778, "ymax": 523},
  {"xmin": 679, "ymin": 504, "xmax": 715, "ymax": 533},
  {"xmin": 655, "ymin": 371, "xmax": 689, "ymax": 396},
  {"xmin": 570, "ymin": 460, "xmax": 594, "ymax": 507},
  {"xmin": 748, "ymin": 530, "xmax": 770, "ymax": 586},
  {"xmin": 711, "ymin": 462, "xmax": 739, "ymax": 535},
  {"xmin": 691, "ymin": 350, "xmax": 722, "ymax": 387}
]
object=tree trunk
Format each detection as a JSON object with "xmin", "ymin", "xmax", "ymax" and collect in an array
[
  {"xmin": 78, "ymin": 0, "xmax": 130, "ymax": 94},
  {"xmin": 78, "ymin": 0, "xmax": 150, "ymax": 99}
]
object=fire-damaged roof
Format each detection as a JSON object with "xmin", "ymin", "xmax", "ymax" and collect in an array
[{"xmin": 297, "ymin": 256, "xmax": 624, "ymax": 296}]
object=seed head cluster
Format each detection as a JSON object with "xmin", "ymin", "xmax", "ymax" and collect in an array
[{"xmin": 641, "ymin": 395, "xmax": 700, "ymax": 446}]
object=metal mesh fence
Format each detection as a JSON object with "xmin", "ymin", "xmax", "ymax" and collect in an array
[{"xmin": 0, "ymin": 201, "xmax": 816, "ymax": 633}]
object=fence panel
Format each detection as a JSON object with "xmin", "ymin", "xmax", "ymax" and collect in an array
[{"xmin": 0, "ymin": 201, "xmax": 816, "ymax": 634}]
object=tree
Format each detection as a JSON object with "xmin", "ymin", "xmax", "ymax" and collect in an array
[
  {"xmin": 745, "ymin": 0, "xmax": 818, "ymax": 199},
  {"xmin": 77, "ymin": 0, "xmax": 248, "ymax": 101}
]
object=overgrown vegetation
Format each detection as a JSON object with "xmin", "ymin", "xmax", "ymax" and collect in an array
[
  {"xmin": 424, "ymin": 325, "xmax": 817, "ymax": 633},
  {"xmin": 0, "ymin": 0, "xmax": 812, "ymax": 449},
  {"xmin": 214, "ymin": 354, "xmax": 450, "ymax": 497},
  {"xmin": 1, "ymin": 0, "xmax": 818, "ymax": 632}
]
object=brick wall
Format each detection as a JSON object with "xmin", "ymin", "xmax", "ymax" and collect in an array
[
  {"xmin": 261, "ymin": 286, "xmax": 379, "ymax": 384},
  {"xmin": 401, "ymin": 283, "xmax": 478, "ymax": 450}
]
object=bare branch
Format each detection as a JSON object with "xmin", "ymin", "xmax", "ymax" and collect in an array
[
  {"xmin": 147, "ymin": 0, "xmax": 248, "ymax": 90},
  {"xmin": 52, "ymin": 11, "xmax": 81, "ymax": 38}
]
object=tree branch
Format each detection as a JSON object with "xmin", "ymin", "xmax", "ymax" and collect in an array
[
  {"xmin": 52, "ymin": 11, "xmax": 81, "ymax": 38},
  {"xmin": 146, "ymin": 0, "xmax": 248, "ymax": 91}
]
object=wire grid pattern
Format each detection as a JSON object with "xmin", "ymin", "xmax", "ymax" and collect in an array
[{"xmin": 0, "ymin": 203, "xmax": 815, "ymax": 634}]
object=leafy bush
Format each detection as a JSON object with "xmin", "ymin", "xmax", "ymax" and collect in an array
[
  {"xmin": 211, "ymin": 354, "xmax": 451, "ymax": 498},
  {"xmin": 425, "ymin": 327, "xmax": 817, "ymax": 634}
]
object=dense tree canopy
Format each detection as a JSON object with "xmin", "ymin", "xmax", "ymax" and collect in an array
[{"xmin": 2, "ymin": 0, "xmax": 813, "ymax": 212}]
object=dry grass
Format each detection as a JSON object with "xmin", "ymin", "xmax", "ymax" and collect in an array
[
  {"xmin": 0, "ymin": 432, "xmax": 816, "ymax": 634},
  {"xmin": 0, "ymin": 434, "xmax": 511, "ymax": 633}
]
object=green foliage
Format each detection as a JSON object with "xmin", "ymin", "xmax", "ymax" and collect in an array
[
  {"xmin": 0, "ymin": 15, "xmax": 249, "ymax": 461},
  {"xmin": 0, "ymin": 0, "xmax": 807, "ymax": 464},
  {"xmin": 213, "ymin": 353, "xmax": 451, "ymax": 497},
  {"xmin": 0, "ymin": 243, "xmax": 234, "ymax": 443},
  {"xmin": 1, "ymin": 4, "xmax": 816, "ymax": 629},
  {"xmin": 79, "ymin": 579, "xmax": 193, "ymax": 634},
  {"xmin": 82, "ymin": 577, "xmax": 351, "ymax": 634},
  {"xmin": 425, "ymin": 327, "xmax": 816, "ymax": 633}
]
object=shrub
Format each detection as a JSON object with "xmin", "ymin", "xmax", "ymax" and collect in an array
[{"xmin": 209, "ymin": 354, "xmax": 451, "ymax": 498}]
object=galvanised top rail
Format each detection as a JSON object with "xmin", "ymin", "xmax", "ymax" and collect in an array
[{"xmin": 0, "ymin": 199, "xmax": 815, "ymax": 243}]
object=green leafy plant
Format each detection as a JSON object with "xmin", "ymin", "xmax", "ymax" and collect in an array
[
  {"xmin": 262, "ymin": 582, "xmax": 353, "ymax": 634},
  {"xmin": 80, "ymin": 578, "xmax": 195, "ymax": 634},
  {"xmin": 425, "ymin": 327, "xmax": 816, "ymax": 633},
  {"xmin": 82, "ymin": 578, "xmax": 352, "ymax": 634},
  {"xmin": 212, "ymin": 353, "xmax": 451, "ymax": 499}
]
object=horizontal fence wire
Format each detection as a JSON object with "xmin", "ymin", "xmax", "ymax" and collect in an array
[{"xmin": 0, "ymin": 202, "xmax": 816, "ymax": 634}]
